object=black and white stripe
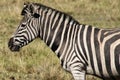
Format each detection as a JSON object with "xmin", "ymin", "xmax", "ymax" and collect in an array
[{"xmin": 8, "ymin": 2, "xmax": 120, "ymax": 80}]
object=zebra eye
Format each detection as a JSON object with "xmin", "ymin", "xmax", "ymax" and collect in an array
[
  {"xmin": 21, "ymin": 24, "xmax": 26, "ymax": 27},
  {"xmin": 33, "ymin": 13, "xmax": 40, "ymax": 18}
]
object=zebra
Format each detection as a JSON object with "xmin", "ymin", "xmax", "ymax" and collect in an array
[{"xmin": 8, "ymin": 2, "xmax": 120, "ymax": 80}]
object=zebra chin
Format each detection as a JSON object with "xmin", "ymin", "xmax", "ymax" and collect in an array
[{"xmin": 8, "ymin": 37, "xmax": 21, "ymax": 52}]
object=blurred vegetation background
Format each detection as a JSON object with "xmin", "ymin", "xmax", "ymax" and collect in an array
[{"xmin": 0, "ymin": 0, "xmax": 120, "ymax": 80}]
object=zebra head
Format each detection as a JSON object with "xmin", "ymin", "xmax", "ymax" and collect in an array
[{"xmin": 8, "ymin": 2, "xmax": 40, "ymax": 51}]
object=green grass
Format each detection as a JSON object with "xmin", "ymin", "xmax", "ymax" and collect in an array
[{"xmin": 0, "ymin": 0, "xmax": 120, "ymax": 80}]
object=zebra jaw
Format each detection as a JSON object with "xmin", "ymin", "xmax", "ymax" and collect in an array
[{"xmin": 8, "ymin": 38, "xmax": 21, "ymax": 52}]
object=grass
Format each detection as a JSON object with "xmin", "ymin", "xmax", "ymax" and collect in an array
[{"xmin": 0, "ymin": 0, "xmax": 120, "ymax": 80}]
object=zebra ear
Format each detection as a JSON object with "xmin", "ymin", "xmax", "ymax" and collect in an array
[
  {"xmin": 21, "ymin": 2, "xmax": 39, "ymax": 16},
  {"xmin": 29, "ymin": 3, "xmax": 40, "ymax": 18},
  {"xmin": 33, "ymin": 13, "xmax": 40, "ymax": 18},
  {"xmin": 24, "ymin": 2, "xmax": 30, "ymax": 7},
  {"xmin": 21, "ymin": 2, "xmax": 31, "ymax": 16}
]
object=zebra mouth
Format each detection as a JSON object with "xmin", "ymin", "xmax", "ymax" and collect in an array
[
  {"xmin": 9, "ymin": 45, "xmax": 20, "ymax": 52},
  {"xmin": 8, "ymin": 38, "xmax": 20, "ymax": 52}
]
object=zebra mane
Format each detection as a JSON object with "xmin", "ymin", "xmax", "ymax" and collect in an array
[
  {"xmin": 21, "ymin": 2, "xmax": 80, "ymax": 24},
  {"xmin": 36, "ymin": 3, "xmax": 80, "ymax": 24}
]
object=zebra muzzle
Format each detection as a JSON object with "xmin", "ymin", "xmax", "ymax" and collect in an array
[{"xmin": 8, "ymin": 38, "xmax": 20, "ymax": 52}]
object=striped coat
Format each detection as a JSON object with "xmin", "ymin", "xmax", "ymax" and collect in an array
[{"xmin": 8, "ymin": 2, "xmax": 120, "ymax": 80}]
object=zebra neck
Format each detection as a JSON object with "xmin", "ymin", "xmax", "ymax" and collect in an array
[
  {"xmin": 41, "ymin": 21, "xmax": 80, "ymax": 58},
  {"xmin": 38, "ymin": 7, "xmax": 80, "ymax": 57}
]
